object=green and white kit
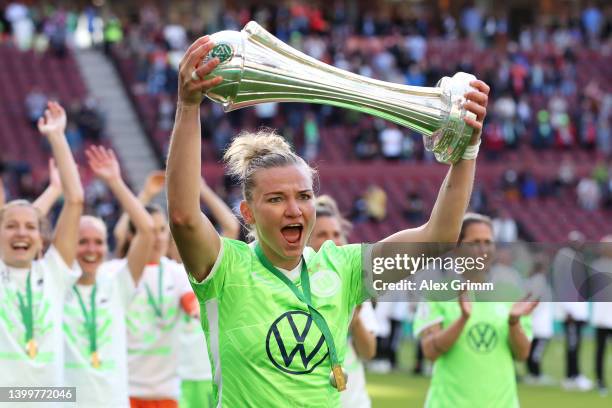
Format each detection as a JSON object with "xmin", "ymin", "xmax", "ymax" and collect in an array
[
  {"xmin": 0, "ymin": 247, "xmax": 79, "ymax": 388},
  {"xmin": 64, "ymin": 259, "xmax": 134, "ymax": 408},
  {"xmin": 188, "ymin": 238, "xmax": 368, "ymax": 408},
  {"xmin": 126, "ymin": 257, "xmax": 192, "ymax": 399},
  {"xmin": 414, "ymin": 301, "xmax": 533, "ymax": 408}
]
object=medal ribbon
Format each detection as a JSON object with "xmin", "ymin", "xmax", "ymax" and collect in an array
[
  {"xmin": 73, "ymin": 284, "xmax": 98, "ymax": 354},
  {"xmin": 16, "ymin": 270, "xmax": 34, "ymax": 346},
  {"xmin": 145, "ymin": 262, "xmax": 164, "ymax": 318},
  {"xmin": 254, "ymin": 244, "xmax": 344, "ymax": 389}
]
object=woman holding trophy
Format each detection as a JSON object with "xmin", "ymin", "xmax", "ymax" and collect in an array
[{"xmin": 166, "ymin": 24, "xmax": 489, "ymax": 407}]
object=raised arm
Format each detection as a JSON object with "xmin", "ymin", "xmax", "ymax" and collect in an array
[
  {"xmin": 200, "ymin": 176, "xmax": 240, "ymax": 239},
  {"xmin": 86, "ymin": 146, "xmax": 154, "ymax": 284},
  {"xmin": 33, "ymin": 159, "xmax": 62, "ymax": 216},
  {"xmin": 113, "ymin": 169, "xmax": 165, "ymax": 255},
  {"xmin": 381, "ymin": 80, "xmax": 490, "ymax": 245},
  {"xmin": 166, "ymin": 36, "xmax": 224, "ymax": 282},
  {"xmin": 38, "ymin": 101, "xmax": 84, "ymax": 265},
  {"xmin": 507, "ymin": 298, "xmax": 538, "ymax": 361}
]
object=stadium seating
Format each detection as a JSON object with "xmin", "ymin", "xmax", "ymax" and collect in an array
[{"xmin": 0, "ymin": 44, "xmax": 112, "ymax": 191}]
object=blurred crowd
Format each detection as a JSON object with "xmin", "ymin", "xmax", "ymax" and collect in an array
[{"xmin": 102, "ymin": 0, "xmax": 612, "ymax": 162}]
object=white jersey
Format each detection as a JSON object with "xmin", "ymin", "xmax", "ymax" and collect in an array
[
  {"xmin": 64, "ymin": 260, "xmax": 135, "ymax": 408},
  {"xmin": 591, "ymin": 257, "xmax": 612, "ymax": 328},
  {"xmin": 341, "ymin": 301, "xmax": 378, "ymax": 408},
  {"xmin": 126, "ymin": 257, "xmax": 192, "ymax": 399},
  {"xmin": 0, "ymin": 247, "xmax": 80, "ymax": 406},
  {"xmin": 525, "ymin": 273, "xmax": 554, "ymax": 338},
  {"xmin": 177, "ymin": 310, "xmax": 212, "ymax": 381}
]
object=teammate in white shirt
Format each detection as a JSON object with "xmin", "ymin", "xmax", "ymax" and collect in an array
[
  {"xmin": 553, "ymin": 231, "xmax": 593, "ymax": 391},
  {"xmin": 525, "ymin": 255, "xmax": 554, "ymax": 385},
  {"xmin": 308, "ymin": 195, "xmax": 377, "ymax": 408},
  {"xmin": 0, "ymin": 102, "xmax": 83, "ymax": 393},
  {"xmin": 591, "ymin": 235, "xmax": 612, "ymax": 394},
  {"xmin": 116, "ymin": 204, "xmax": 192, "ymax": 407},
  {"xmin": 63, "ymin": 146, "xmax": 154, "ymax": 408}
]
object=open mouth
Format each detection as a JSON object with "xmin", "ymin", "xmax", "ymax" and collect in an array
[
  {"xmin": 11, "ymin": 242, "xmax": 31, "ymax": 253},
  {"xmin": 281, "ymin": 224, "xmax": 303, "ymax": 245},
  {"xmin": 81, "ymin": 254, "xmax": 99, "ymax": 264}
]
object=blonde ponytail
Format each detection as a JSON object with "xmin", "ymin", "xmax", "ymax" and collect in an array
[{"xmin": 223, "ymin": 129, "xmax": 315, "ymax": 202}]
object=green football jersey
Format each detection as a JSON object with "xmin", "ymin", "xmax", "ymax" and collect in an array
[
  {"xmin": 187, "ymin": 238, "xmax": 367, "ymax": 408},
  {"xmin": 414, "ymin": 301, "xmax": 532, "ymax": 408}
]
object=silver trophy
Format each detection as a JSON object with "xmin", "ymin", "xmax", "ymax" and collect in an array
[{"xmin": 199, "ymin": 21, "xmax": 477, "ymax": 164}]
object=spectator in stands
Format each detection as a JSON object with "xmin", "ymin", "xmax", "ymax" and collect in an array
[
  {"xmin": 556, "ymin": 156, "xmax": 576, "ymax": 191},
  {"xmin": 25, "ymin": 87, "xmax": 48, "ymax": 127},
  {"xmin": 581, "ymin": 2, "xmax": 604, "ymax": 45},
  {"xmin": 45, "ymin": 7, "xmax": 68, "ymax": 58},
  {"xmin": 254, "ymin": 102, "xmax": 278, "ymax": 128},
  {"xmin": 162, "ymin": 15, "xmax": 187, "ymax": 51},
  {"xmin": 158, "ymin": 93, "xmax": 175, "ymax": 131},
  {"xmin": 350, "ymin": 193, "xmax": 369, "ymax": 223},
  {"xmin": 532, "ymin": 110, "xmax": 554, "ymax": 149},
  {"xmin": 403, "ymin": 191, "xmax": 425, "ymax": 224},
  {"xmin": 501, "ymin": 169, "xmax": 520, "ymax": 200},
  {"xmin": 17, "ymin": 173, "xmax": 40, "ymax": 203},
  {"xmin": 379, "ymin": 123, "xmax": 404, "ymax": 161},
  {"xmin": 492, "ymin": 208, "xmax": 518, "ymax": 243},
  {"xmin": 64, "ymin": 120, "xmax": 83, "ymax": 151},
  {"xmin": 103, "ymin": 15, "xmax": 123, "ymax": 55},
  {"xmin": 576, "ymin": 176, "xmax": 600, "ymax": 211},
  {"xmin": 76, "ymin": 97, "xmax": 105, "ymax": 141},
  {"xmin": 469, "ymin": 184, "xmax": 488, "ymax": 214},
  {"xmin": 303, "ymin": 111, "xmax": 320, "ymax": 162},
  {"xmin": 520, "ymin": 171, "xmax": 538, "ymax": 200},
  {"xmin": 354, "ymin": 119, "xmax": 379, "ymax": 160},
  {"xmin": 5, "ymin": 1, "xmax": 33, "ymax": 50},
  {"xmin": 212, "ymin": 118, "xmax": 233, "ymax": 159},
  {"xmin": 364, "ymin": 185, "xmax": 387, "ymax": 222}
]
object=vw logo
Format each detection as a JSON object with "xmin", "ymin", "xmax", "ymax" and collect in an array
[
  {"xmin": 266, "ymin": 311, "xmax": 329, "ymax": 375},
  {"xmin": 466, "ymin": 322, "xmax": 498, "ymax": 353}
]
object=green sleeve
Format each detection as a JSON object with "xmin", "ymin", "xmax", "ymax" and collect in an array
[
  {"xmin": 340, "ymin": 243, "xmax": 368, "ymax": 307},
  {"xmin": 187, "ymin": 237, "xmax": 246, "ymax": 302}
]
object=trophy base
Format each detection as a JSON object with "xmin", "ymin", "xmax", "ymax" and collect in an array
[{"xmin": 428, "ymin": 73, "xmax": 478, "ymax": 164}]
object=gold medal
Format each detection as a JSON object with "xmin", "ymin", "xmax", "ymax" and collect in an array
[
  {"xmin": 91, "ymin": 351, "xmax": 101, "ymax": 368},
  {"xmin": 329, "ymin": 365, "xmax": 347, "ymax": 391},
  {"xmin": 26, "ymin": 339, "xmax": 38, "ymax": 359}
]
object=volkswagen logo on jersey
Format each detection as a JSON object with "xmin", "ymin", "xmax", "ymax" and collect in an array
[
  {"xmin": 466, "ymin": 322, "xmax": 498, "ymax": 353},
  {"xmin": 266, "ymin": 310, "xmax": 329, "ymax": 374}
]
